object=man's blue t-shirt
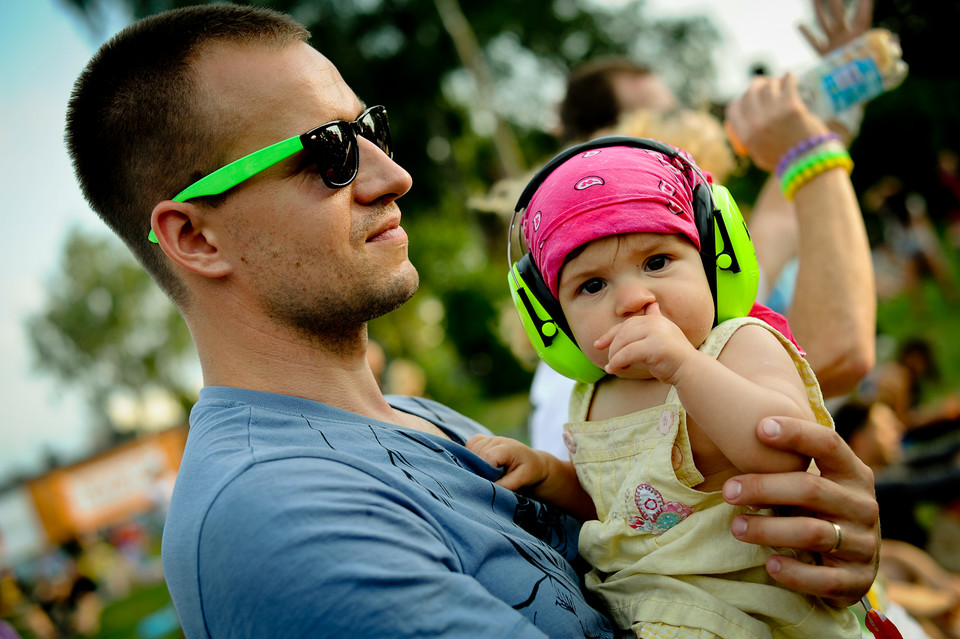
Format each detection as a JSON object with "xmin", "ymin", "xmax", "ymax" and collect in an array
[{"xmin": 161, "ymin": 387, "xmax": 613, "ymax": 638}]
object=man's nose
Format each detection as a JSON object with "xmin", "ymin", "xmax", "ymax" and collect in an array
[{"xmin": 353, "ymin": 135, "xmax": 413, "ymax": 204}]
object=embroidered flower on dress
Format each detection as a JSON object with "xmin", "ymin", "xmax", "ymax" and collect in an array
[{"xmin": 629, "ymin": 483, "xmax": 694, "ymax": 534}]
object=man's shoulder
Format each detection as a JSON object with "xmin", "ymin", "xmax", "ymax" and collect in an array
[
  {"xmin": 166, "ymin": 390, "xmax": 496, "ymax": 556},
  {"xmin": 163, "ymin": 392, "xmax": 489, "ymax": 637},
  {"xmin": 190, "ymin": 387, "xmax": 490, "ymax": 439},
  {"xmin": 174, "ymin": 393, "xmax": 487, "ymax": 516}
]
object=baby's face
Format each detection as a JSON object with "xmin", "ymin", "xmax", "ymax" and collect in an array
[{"xmin": 556, "ymin": 232, "xmax": 714, "ymax": 372}]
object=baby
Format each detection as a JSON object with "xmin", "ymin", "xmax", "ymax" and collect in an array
[{"xmin": 468, "ymin": 141, "xmax": 859, "ymax": 638}]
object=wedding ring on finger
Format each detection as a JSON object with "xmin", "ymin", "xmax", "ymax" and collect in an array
[{"xmin": 827, "ymin": 521, "xmax": 843, "ymax": 554}]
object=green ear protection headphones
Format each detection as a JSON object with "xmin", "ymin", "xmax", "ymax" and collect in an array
[{"xmin": 508, "ymin": 135, "xmax": 760, "ymax": 383}]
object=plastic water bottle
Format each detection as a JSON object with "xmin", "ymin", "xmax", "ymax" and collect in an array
[
  {"xmin": 726, "ymin": 28, "xmax": 908, "ymax": 154},
  {"xmin": 795, "ymin": 28, "xmax": 908, "ymax": 121}
]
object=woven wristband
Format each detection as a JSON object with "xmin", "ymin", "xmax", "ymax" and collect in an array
[
  {"xmin": 781, "ymin": 148, "xmax": 853, "ymax": 200},
  {"xmin": 775, "ymin": 132, "xmax": 841, "ymax": 178}
]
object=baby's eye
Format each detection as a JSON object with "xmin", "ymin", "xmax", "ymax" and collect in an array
[
  {"xmin": 645, "ymin": 255, "xmax": 671, "ymax": 272},
  {"xmin": 578, "ymin": 278, "xmax": 606, "ymax": 295}
]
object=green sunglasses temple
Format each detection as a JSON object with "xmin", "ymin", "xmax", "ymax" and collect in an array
[{"xmin": 147, "ymin": 135, "xmax": 304, "ymax": 243}]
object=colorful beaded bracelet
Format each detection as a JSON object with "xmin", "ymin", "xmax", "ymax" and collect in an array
[
  {"xmin": 780, "ymin": 144, "xmax": 847, "ymax": 186},
  {"xmin": 775, "ymin": 132, "xmax": 841, "ymax": 178},
  {"xmin": 781, "ymin": 148, "xmax": 854, "ymax": 200}
]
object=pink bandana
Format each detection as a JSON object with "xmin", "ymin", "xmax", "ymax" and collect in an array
[{"xmin": 522, "ymin": 145, "xmax": 705, "ymax": 298}]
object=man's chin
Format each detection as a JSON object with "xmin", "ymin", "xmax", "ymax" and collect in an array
[{"xmin": 371, "ymin": 268, "xmax": 419, "ymax": 320}]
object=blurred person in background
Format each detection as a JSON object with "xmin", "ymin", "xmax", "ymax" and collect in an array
[
  {"xmin": 867, "ymin": 337, "xmax": 960, "ymax": 446},
  {"xmin": 834, "ymin": 396, "xmax": 960, "ymax": 553},
  {"xmin": 834, "ymin": 398, "xmax": 960, "ymax": 639},
  {"xmin": 862, "ymin": 177, "xmax": 960, "ymax": 307}
]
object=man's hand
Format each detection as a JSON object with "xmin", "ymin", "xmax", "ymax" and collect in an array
[
  {"xmin": 725, "ymin": 74, "xmax": 829, "ymax": 173},
  {"xmin": 722, "ymin": 416, "xmax": 880, "ymax": 608}
]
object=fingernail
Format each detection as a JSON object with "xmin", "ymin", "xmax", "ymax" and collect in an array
[
  {"xmin": 732, "ymin": 517, "xmax": 747, "ymax": 536},
  {"xmin": 723, "ymin": 479, "xmax": 742, "ymax": 501},
  {"xmin": 761, "ymin": 419, "xmax": 781, "ymax": 439},
  {"xmin": 768, "ymin": 557, "xmax": 782, "ymax": 574}
]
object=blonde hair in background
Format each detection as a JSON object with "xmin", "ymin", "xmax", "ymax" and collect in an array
[{"xmin": 614, "ymin": 108, "xmax": 737, "ymax": 183}]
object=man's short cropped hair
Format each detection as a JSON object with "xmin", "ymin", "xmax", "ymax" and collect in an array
[
  {"xmin": 65, "ymin": 4, "xmax": 310, "ymax": 305},
  {"xmin": 558, "ymin": 57, "xmax": 654, "ymax": 143}
]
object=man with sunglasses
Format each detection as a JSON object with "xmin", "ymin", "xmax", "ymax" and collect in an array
[{"xmin": 66, "ymin": 4, "xmax": 880, "ymax": 638}]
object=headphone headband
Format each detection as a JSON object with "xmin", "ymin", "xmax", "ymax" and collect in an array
[{"xmin": 514, "ymin": 136, "xmax": 683, "ymax": 214}]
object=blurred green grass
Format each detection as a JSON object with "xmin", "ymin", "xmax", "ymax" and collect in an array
[
  {"xmin": 875, "ymin": 262, "xmax": 960, "ymax": 402},
  {"xmin": 95, "ymin": 582, "xmax": 181, "ymax": 639}
]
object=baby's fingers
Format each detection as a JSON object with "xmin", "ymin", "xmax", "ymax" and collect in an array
[
  {"xmin": 604, "ymin": 342, "xmax": 637, "ymax": 373},
  {"xmin": 595, "ymin": 319, "xmax": 647, "ymax": 356},
  {"xmin": 593, "ymin": 324, "xmax": 620, "ymax": 351},
  {"xmin": 466, "ymin": 435, "xmax": 510, "ymax": 465},
  {"xmin": 466, "ymin": 435, "xmax": 515, "ymax": 469},
  {"xmin": 497, "ymin": 464, "xmax": 540, "ymax": 492},
  {"xmin": 466, "ymin": 434, "xmax": 494, "ymax": 455}
]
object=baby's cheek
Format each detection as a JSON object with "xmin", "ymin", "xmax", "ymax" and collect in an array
[
  {"xmin": 578, "ymin": 338, "xmax": 608, "ymax": 370},
  {"xmin": 563, "ymin": 308, "xmax": 603, "ymax": 362}
]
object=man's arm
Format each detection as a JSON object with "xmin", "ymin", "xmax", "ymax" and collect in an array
[
  {"xmin": 788, "ymin": 167, "xmax": 876, "ymax": 396},
  {"xmin": 749, "ymin": 0, "xmax": 876, "ymax": 396},
  {"xmin": 727, "ymin": 74, "xmax": 875, "ymax": 397}
]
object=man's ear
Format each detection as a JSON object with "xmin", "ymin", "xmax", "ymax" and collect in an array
[{"xmin": 150, "ymin": 201, "xmax": 232, "ymax": 278}]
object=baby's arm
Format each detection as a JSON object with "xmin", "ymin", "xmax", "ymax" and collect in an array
[
  {"xmin": 601, "ymin": 313, "xmax": 814, "ymax": 474},
  {"xmin": 675, "ymin": 324, "xmax": 816, "ymax": 473},
  {"xmin": 466, "ymin": 435, "xmax": 596, "ymax": 521}
]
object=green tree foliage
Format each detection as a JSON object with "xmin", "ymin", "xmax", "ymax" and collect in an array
[{"xmin": 28, "ymin": 228, "xmax": 197, "ymax": 438}]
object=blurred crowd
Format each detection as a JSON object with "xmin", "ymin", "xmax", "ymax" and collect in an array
[
  {"xmin": 835, "ymin": 335, "xmax": 960, "ymax": 639},
  {"xmin": 0, "ymin": 518, "xmax": 172, "ymax": 638}
]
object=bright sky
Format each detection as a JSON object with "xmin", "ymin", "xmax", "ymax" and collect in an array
[
  {"xmin": 0, "ymin": 0, "xmax": 131, "ymax": 483},
  {"xmin": 0, "ymin": 0, "xmax": 821, "ymax": 484},
  {"xmin": 644, "ymin": 0, "xmax": 818, "ymax": 100}
]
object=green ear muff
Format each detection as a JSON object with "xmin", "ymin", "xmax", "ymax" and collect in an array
[
  {"xmin": 711, "ymin": 184, "xmax": 759, "ymax": 322},
  {"xmin": 509, "ymin": 255, "xmax": 605, "ymax": 383},
  {"xmin": 508, "ymin": 136, "xmax": 759, "ymax": 384}
]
